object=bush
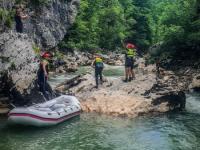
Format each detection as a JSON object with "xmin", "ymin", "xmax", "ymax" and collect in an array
[{"xmin": 0, "ymin": 8, "xmax": 14, "ymax": 30}]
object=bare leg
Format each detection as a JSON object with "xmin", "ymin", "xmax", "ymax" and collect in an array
[
  {"xmin": 131, "ymin": 69, "xmax": 135, "ymax": 79},
  {"xmin": 128, "ymin": 68, "xmax": 132, "ymax": 81},
  {"xmin": 124, "ymin": 67, "xmax": 129, "ymax": 82}
]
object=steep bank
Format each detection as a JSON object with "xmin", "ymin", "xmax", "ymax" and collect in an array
[{"xmin": 0, "ymin": 0, "xmax": 80, "ymax": 48}]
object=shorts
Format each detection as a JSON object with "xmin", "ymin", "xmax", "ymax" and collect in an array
[
  {"xmin": 125, "ymin": 58, "xmax": 134, "ymax": 68},
  {"xmin": 16, "ymin": 25, "xmax": 23, "ymax": 33}
]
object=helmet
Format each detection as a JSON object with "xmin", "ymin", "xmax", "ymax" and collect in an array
[
  {"xmin": 42, "ymin": 52, "xmax": 51, "ymax": 58},
  {"xmin": 126, "ymin": 43, "xmax": 135, "ymax": 49}
]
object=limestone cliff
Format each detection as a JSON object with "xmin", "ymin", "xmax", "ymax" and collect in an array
[
  {"xmin": 25, "ymin": 0, "xmax": 79, "ymax": 48},
  {"xmin": 0, "ymin": 0, "xmax": 80, "ymax": 105},
  {"xmin": 1, "ymin": 0, "xmax": 80, "ymax": 48}
]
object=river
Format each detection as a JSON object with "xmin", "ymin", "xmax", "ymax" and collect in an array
[
  {"xmin": 0, "ymin": 93, "xmax": 200, "ymax": 150},
  {"xmin": 0, "ymin": 67, "xmax": 200, "ymax": 150}
]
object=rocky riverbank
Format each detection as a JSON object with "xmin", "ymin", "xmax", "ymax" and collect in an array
[{"xmin": 53, "ymin": 57, "xmax": 198, "ymax": 118}]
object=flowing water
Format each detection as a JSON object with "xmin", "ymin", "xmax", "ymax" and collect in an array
[
  {"xmin": 0, "ymin": 67, "xmax": 200, "ymax": 150},
  {"xmin": 48, "ymin": 65, "xmax": 124, "ymax": 88}
]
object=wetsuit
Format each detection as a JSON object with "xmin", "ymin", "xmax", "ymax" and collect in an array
[
  {"xmin": 15, "ymin": 14, "xmax": 23, "ymax": 33},
  {"xmin": 94, "ymin": 57, "xmax": 104, "ymax": 87},
  {"xmin": 37, "ymin": 59, "xmax": 49, "ymax": 98}
]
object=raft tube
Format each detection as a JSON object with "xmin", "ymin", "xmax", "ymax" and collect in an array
[{"xmin": 8, "ymin": 95, "xmax": 81, "ymax": 127}]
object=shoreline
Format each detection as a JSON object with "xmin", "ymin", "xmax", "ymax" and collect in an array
[{"xmin": 55, "ymin": 61, "xmax": 193, "ymax": 118}]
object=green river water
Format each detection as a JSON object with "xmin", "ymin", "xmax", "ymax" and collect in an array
[{"xmin": 0, "ymin": 66, "xmax": 200, "ymax": 150}]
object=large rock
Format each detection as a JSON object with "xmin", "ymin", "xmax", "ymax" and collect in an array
[
  {"xmin": 55, "ymin": 67, "xmax": 185, "ymax": 118},
  {"xmin": 189, "ymin": 74, "xmax": 200, "ymax": 91},
  {"xmin": 143, "ymin": 72, "xmax": 186, "ymax": 111},
  {"xmin": 0, "ymin": 32, "xmax": 38, "ymax": 92},
  {"xmin": 24, "ymin": 0, "xmax": 80, "ymax": 48},
  {"xmin": 0, "ymin": 32, "xmax": 57, "ymax": 106},
  {"xmin": 0, "ymin": 0, "xmax": 80, "ymax": 49},
  {"xmin": 0, "ymin": 32, "xmax": 42, "ymax": 105}
]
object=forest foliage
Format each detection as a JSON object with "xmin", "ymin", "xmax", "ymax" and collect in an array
[
  {"xmin": 61, "ymin": 0, "xmax": 200, "ymax": 64},
  {"xmin": 1, "ymin": 0, "xmax": 199, "ymax": 64},
  {"xmin": 60, "ymin": 0, "xmax": 151, "ymax": 53},
  {"xmin": 148, "ymin": 0, "xmax": 200, "ymax": 64}
]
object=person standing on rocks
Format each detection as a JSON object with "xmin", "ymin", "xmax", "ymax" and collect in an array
[
  {"xmin": 37, "ymin": 52, "xmax": 51, "ymax": 99},
  {"xmin": 15, "ymin": 6, "xmax": 28, "ymax": 33},
  {"xmin": 124, "ymin": 42, "xmax": 137, "ymax": 82},
  {"xmin": 91, "ymin": 53, "xmax": 104, "ymax": 88}
]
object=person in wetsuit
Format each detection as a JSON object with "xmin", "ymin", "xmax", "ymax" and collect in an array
[
  {"xmin": 91, "ymin": 53, "xmax": 104, "ymax": 88},
  {"xmin": 37, "ymin": 52, "xmax": 51, "ymax": 99},
  {"xmin": 124, "ymin": 43, "xmax": 136, "ymax": 82},
  {"xmin": 15, "ymin": 7, "xmax": 28, "ymax": 33}
]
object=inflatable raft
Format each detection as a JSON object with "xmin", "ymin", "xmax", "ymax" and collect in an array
[{"xmin": 8, "ymin": 95, "xmax": 81, "ymax": 126}]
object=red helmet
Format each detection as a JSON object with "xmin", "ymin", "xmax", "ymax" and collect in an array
[
  {"xmin": 126, "ymin": 43, "xmax": 135, "ymax": 49},
  {"xmin": 42, "ymin": 52, "xmax": 51, "ymax": 58}
]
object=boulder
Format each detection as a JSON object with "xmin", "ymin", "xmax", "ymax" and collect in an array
[
  {"xmin": 152, "ymin": 91, "xmax": 186, "ymax": 111},
  {"xmin": 0, "ymin": 32, "xmax": 54, "ymax": 106},
  {"xmin": 145, "ymin": 75, "xmax": 186, "ymax": 111},
  {"xmin": 189, "ymin": 74, "xmax": 200, "ymax": 91},
  {"xmin": 65, "ymin": 62, "xmax": 78, "ymax": 72},
  {"xmin": 0, "ymin": 32, "xmax": 38, "ymax": 94}
]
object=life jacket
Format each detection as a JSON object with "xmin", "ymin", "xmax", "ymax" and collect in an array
[
  {"xmin": 95, "ymin": 57, "xmax": 103, "ymax": 68},
  {"xmin": 126, "ymin": 48, "xmax": 136, "ymax": 58}
]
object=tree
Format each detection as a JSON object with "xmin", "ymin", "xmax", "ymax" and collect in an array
[{"xmin": 60, "ymin": 0, "xmax": 152, "ymax": 52}]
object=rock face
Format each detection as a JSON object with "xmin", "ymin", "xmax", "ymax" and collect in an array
[
  {"xmin": 0, "ymin": 32, "xmax": 56, "ymax": 105},
  {"xmin": 0, "ymin": 0, "xmax": 80, "ymax": 48},
  {"xmin": 0, "ymin": 32, "xmax": 38, "ymax": 92},
  {"xmin": 24, "ymin": 0, "xmax": 80, "ymax": 48},
  {"xmin": 0, "ymin": 0, "xmax": 80, "ymax": 105},
  {"xmin": 0, "ymin": 32, "xmax": 39, "ymax": 105}
]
